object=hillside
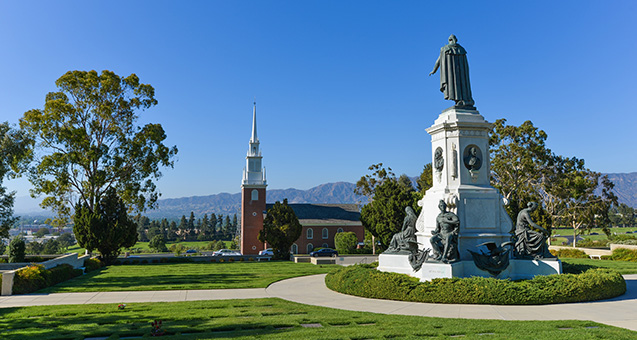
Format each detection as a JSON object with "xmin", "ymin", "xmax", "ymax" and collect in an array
[{"xmin": 145, "ymin": 182, "xmax": 367, "ymax": 219}]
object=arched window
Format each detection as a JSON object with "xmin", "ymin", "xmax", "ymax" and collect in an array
[
  {"xmin": 322, "ymin": 243, "xmax": 329, "ymax": 248},
  {"xmin": 307, "ymin": 243, "xmax": 314, "ymax": 253},
  {"xmin": 306, "ymin": 228, "xmax": 313, "ymax": 239},
  {"xmin": 251, "ymin": 189, "xmax": 258, "ymax": 201},
  {"xmin": 337, "ymin": 228, "xmax": 344, "ymax": 233},
  {"xmin": 322, "ymin": 228, "xmax": 329, "ymax": 239},
  {"xmin": 291, "ymin": 244, "xmax": 298, "ymax": 254}
]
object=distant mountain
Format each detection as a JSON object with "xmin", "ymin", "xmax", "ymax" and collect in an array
[
  {"xmin": 604, "ymin": 172, "xmax": 637, "ymax": 208},
  {"xmin": 12, "ymin": 173, "xmax": 637, "ymax": 220},
  {"xmin": 145, "ymin": 182, "xmax": 367, "ymax": 219}
]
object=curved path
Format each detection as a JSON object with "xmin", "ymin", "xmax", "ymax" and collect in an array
[{"xmin": 1, "ymin": 274, "xmax": 635, "ymax": 332}]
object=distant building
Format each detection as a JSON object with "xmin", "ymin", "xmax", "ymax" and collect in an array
[{"xmin": 239, "ymin": 103, "xmax": 364, "ymax": 255}]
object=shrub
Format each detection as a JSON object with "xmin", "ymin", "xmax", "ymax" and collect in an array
[
  {"xmin": 550, "ymin": 248, "xmax": 588, "ymax": 258},
  {"xmin": 575, "ymin": 239, "xmax": 609, "ymax": 248},
  {"xmin": 325, "ymin": 264, "xmax": 626, "ymax": 305},
  {"xmin": 84, "ymin": 258, "xmax": 103, "ymax": 272},
  {"xmin": 9, "ymin": 237, "xmax": 26, "ymax": 263},
  {"xmin": 13, "ymin": 264, "xmax": 48, "ymax": 294},
  {"xmin": 610, "ymin": 248, "xmax": 637, "ymax": 262},
  {"xmin": 334, "ymin": 232, "xmax": 358, "ymax": 254},
  {"xmin": 14, "ymin": 264, "xmax": 82, "ymax": 294}
]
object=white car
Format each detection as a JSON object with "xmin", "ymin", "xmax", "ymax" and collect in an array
[
  {"xmin": 213, "ymin": 249, "xmax": 242, "ymax": 256},
  {"xmin": 259, "ymin": 248, "xmax": 274, "ymax": 256}
]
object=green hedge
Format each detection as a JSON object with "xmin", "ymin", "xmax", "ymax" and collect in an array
[
  {"xmin": 549, "ymin": 248, "xmax": 589, "ymax": 258},
  {"xmin": 84, "ymin": 257, "xmax": 104, "ymax": 272},
  {"xmin": 13, "ymin": 264, "xmax": 83, "ymax": 295},
  {"xmin": 325, "ymin": 264, "xmax": 626, "ymax": 305},
  {"xmin": 610, "ymin": 248, "xmax": 637, "ymax": 262}
]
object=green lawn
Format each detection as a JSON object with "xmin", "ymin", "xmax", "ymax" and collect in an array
[
  {"xmin": 38, "ymin": 262, "xmax": 336, "ymax": 293},
  {"xmin": 0, "ymin": 298, "xmax": 634, "ymax": 340},
  {"xmin": 64, "ymin": 240, "xmax": 233, "ymax": 256},
  {"xmin": 561, "ymin": 258, "xmax": 637, "ymax": 275}
]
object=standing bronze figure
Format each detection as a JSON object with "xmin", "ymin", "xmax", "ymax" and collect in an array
[{"xmin": 430, "ymin": 34, "xmax": 475, "ymax": 108}]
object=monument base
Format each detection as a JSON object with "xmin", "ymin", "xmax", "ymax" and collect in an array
[{"xmin": 378, "ymin": 253, "xmax": 561, "ymax": 281}]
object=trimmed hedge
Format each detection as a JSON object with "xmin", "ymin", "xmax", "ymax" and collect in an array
[
  {"xmin": 549, "ymin": 248, "xmax": 589, "ymax": 258},
  {"xmin": 84, "ymin": 257, "xmax": 104, "ymax": 272},
  {"xmin": 610, "ymin": 248, "xmax": 637, "ymax": 262},
  {"xmin": 13, "ymin": 264, "xmax": 83, "ymax": 295},
  {"xmin": 325, "ymin": 263, "xmax": 626, "ymax": 305}
]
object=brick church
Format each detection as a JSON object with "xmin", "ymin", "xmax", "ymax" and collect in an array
[{"xmin": 240, "ymin": 103, "xmax": 364, "ymax": 255}]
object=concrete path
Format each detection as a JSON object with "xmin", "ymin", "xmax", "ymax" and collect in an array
[{"xmin": 0, "ymin": 274, "xmax": 635, "ymax": 332}]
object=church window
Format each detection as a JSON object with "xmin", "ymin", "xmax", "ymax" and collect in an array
[
  {"xmin": 322, "ymin": 228, "xmax": 328, "ymax": 239},
  {"xmin": 307, "ymin": 228, "xmax": 313, "ymax": 239},
  {"xmin": 322, "ymin": 243, "xmax": 329, "ymax": 248},
  {"xmin": 337, "ymin": 228, "xmax": 344, "ymax": 233},
  {"xmin": 251, "ymin": 189, "xmax": 258, "ymax": 201},
  {"xmin": 291, "ymin": 244, "xmax": 298, "ymax": 254},
  {"xmin": 307, "ymin": 243, "xmax": 314, "ymax": 253}
]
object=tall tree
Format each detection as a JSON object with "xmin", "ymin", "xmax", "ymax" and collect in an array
[
  {"xmin": 258, "ymin": 199, "xmax": 302, "ymax": 260},
  {"xmin": 489, "ymin": 119, "xmax": 552, "ymax": 221},
  {"xmin": 19, "ymin": 70, "xmax": 177, "ymax": 227},
  {"xmin": 73, "ymin": 188, "xmax": 138, "ymax": 264},
  {"xmin": 416, "ymin": 163, "xmax": 434, "ymax": 194},
  {"xmin": 357, "ymin": 164, "xmax": 419, "ymax": 248},
  {"xmin": 0, "ymin": 122, "xmax": 32, "ymax": 238}
]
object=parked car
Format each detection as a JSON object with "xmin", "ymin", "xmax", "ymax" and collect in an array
[
  {"xmin": 309, "ymin": 248, "xmax": 338, "ymax": 257},
  {"xmin": 213, "ymin": 249, "xmax": 242, "ymax": 256},
  {"xmin": 259, "ymin": 248, "xmax": 274, "ymax": 256},
  {"xmin": 185, "ymin": 249, "xmax": 198, "ymax": 253}
]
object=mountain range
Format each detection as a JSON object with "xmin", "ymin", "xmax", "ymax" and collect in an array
[{"xmin": 13, "ymin": 173, "xmax": 637, "ymax": 219}]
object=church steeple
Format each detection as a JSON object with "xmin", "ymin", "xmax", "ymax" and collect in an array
[{"xmin": 242, "ymin": 102, "xmax": 266, "ymax": 186}]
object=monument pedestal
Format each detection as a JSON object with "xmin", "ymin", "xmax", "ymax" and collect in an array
[{"xmin": 378, "ymin": 254, "xmax": 562, "ymax": 281}]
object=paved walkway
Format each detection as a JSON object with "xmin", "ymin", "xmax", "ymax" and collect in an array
[{"xmin": 1, "ymin": 274, "xmax": 636, "ymax": 332}]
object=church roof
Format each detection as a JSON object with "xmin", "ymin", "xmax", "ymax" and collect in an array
[{"xmin": 265, "ymin": 203, "xmax": 361, "ymax": 226}]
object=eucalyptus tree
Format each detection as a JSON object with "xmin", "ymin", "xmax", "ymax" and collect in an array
[
  {"xmin": 0, "ymin": 122, "xmax": 32, "ymax": 238},
  {"xmin": 19, "ymin": 70, "xmax": 178, "ymax": 227}
]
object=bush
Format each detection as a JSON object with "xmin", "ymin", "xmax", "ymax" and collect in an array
[
  {"xmin": 325, "ymin": 264, "xmax": 626, "ymax": 305},
  {"xmin": 574, "ymin": 239, "xmax": 609, "ymax": 248},
  {"xmin": 550, "ymin": 248, "xmax": 589, "ymax": 258},
  {"xmin": 84, "ymin": 257, "xmax": 103, "ymax": 272},
  {"xmin": 334, "ymin": 232, "xmax": 358, "ymax": 254},
  {"xmin": 12, "ymin": 264, "xmax": 83, "ymax": 295},
  {"xmin": 610, "ymin": 248, "xmax": 637, "ymax": 262},
  {"xmin": 9, "ymin": 237, "xmax": 26, "ymax": 263}
]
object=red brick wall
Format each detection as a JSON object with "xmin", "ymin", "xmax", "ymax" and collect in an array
[
  {"xmin": 240, "ymin": 187, "xmax": 266, "ymax": 255},
  {"xmin": 292, "ymin": 225, "xmax": 364, "ymax": 254}
]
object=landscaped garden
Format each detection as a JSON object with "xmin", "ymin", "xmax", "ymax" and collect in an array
[{"xmin": 1, "ymin": 298, "xmax": 636, "ymax": 340}]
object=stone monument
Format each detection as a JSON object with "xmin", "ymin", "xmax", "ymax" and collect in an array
[{"xmin": 378, "ymin": 35, "xmax": 561, "ymax": 281}]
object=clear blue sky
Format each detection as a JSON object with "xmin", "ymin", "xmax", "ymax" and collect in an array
[{"xmin": 1, "ymin": 1, "xmax": 636, "ymax": 205}]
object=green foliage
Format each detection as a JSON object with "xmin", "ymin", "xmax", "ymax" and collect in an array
[
  {"xmin": 25, "ymin": 241, "xmax": 44, "ymax": 255},
  {"xmin": 12, "ymin": 264, "xmax": 82, "ymax": 295},
  {"xmin": 19, "ymin": 70, "xmax": 177, "ymax": 226},
  {"xmin": 84, "ymin": 257, "xmax": 104, "ymax": 272},
  {"xmin": 610, "ymin": 203, "xmax": 636, "ymax": 227},
  {"xmin": 8, "ymin": 236, "xmax": 25, "ymax": 263},
  {"xmin": 416, "ymin": 163, "xmax": 433, "ymax": 194},
  {"xmin": 0, "ymin": 122, "xmax": 32, "ymax": 238},
  {"xmin": 326, "ymin": 264, "xmax": 626, "ymax": 305},
  {"xmin": 334, "ymin": 231, "xmax": 358, "ymax": 254},
  {"xmin": 42, "ymin": 239, "xmax": 61, "ymax": 254},
  {"xmin": 357, "ymin": 164, "xmax": 419, "ymax": 248},
  {"xmin": 73, "ymin": 188, "xmax": 138, "ymax": 264},
  {"xmin": 550, "ymin": 248, "xmax": 589, "ymax": 258},
  {"xmin": 148, "ymin": 234, "xmax": 167, "ymax": 252},
  {"xmin": 610, "ymin": 248, "xmax": 637, "ymax": 262},
  {"xmin": 0, "ymin": 242, "xmax": 5, "ymax": 255},
  {"xmin": 259, "ymin": 199, "xmax": 302, "ymax": 260},
  {"xmin": 56, "ymin": 233, "xmax": 76, "ymax": 250},
  {"xmin": 34, "ymin": 227, "xmax": 50, "ymax": 238},
  {"xmin": 169, "ymin": 243, "xmax": 185, "ymax": 255}
]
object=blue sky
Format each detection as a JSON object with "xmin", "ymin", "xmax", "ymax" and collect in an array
[{"xmin": 1, "ymin": 1, "xmax": 636, "ymax": 206}]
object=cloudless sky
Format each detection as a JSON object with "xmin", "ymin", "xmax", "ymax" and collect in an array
[{"xmin": 1, "ymin": 1, "xmax": 636, "ymax": 206}]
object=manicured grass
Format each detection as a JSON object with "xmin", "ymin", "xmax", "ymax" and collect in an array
[
  {"xmin": 561, "ymin": 258, "xmax": 637, "ymax": 275},
  {"xmin": 65, "ymin": 240, "xmax": 232, "ymax": 256},
  {"xmin": 38, "ymin": 262, "xmax": 336, "ymax": 293},
  {"xmin": 0, "ymin": 298, "xmax": 634, "ymax": 339}
]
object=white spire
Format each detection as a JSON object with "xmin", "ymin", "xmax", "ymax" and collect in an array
[{"xmin": 250, "ymin": 101, "xmax": 258, "ymax": 143}]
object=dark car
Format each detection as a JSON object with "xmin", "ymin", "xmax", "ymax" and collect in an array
[
  {"xmin": 185, "ymin": 249, "xmax": 197, "ymax": 253},
  {"xmin": 309, "ymin": 248, "xmax": 338, "ymax": 257}
]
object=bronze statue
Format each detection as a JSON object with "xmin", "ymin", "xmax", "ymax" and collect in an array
[
  {"xmin": 430, "ymin": 34, "xmax": 475, "ymax": 108},
  {"xmin": 513, "ymin": 202, "xmax": 555, "ymax": 260},
  {"xmin": 429, "ymin": 200, "xmax": 460, "ymax": 263},
  {"xmin": 385, "ymin": 206, "xmax": 418, "ymax": 254}
]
